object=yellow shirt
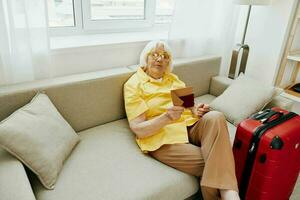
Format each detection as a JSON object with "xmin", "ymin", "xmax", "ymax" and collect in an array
[{"xmin": 123, "ymin": 66, "xmax": 199, "ymax": 153}]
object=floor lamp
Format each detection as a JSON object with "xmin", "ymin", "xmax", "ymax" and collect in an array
[{"xmin": 228, "ymin": 0, "xmax": 271, "ymax": 79}]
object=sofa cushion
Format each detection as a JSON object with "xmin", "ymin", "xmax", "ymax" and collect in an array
[
  {"xmin": 209, "ymin": 75, "xmax": 294, "ymax": 113},
  {"xmin": 210, "ymin": 73, "xmax": 276, "ymax": 126},
  {"xmin": 31, "ymin": 119, "xmax": 199, "ymax": 200},
  {"xmin": 0, "ymin": 93, "xmax": 79, "ymax": 189}
]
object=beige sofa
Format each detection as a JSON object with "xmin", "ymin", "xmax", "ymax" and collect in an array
[{"xmin": 0, "ymin": 56, "xmax": 299, "ymax": 200}]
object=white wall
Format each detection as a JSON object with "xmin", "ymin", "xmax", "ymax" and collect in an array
[
  {"xmin": 48, "ymin": 39, "xmax": 183, "ymax": 78},
  {"xmin": 49, "ymin": 42, "xmax": 145, "ymax": 77},
  {"xmin": 236, "ymin": 0, "xmax": 298, "ymax": 85}
]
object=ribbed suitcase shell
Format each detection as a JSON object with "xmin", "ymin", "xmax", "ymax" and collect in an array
[{"xmin": 233, "ymin": 107, "xmax": 300, "ymax": 200}]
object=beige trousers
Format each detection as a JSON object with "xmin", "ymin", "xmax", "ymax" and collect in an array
[{"xmin": 148, "ymin": 111, "xmax": 239, "ymax": 200}]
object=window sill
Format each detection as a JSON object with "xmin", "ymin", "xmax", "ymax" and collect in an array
[{"xmin": 50, "ymin": 30, "xmax": 169, "ymax": 50}]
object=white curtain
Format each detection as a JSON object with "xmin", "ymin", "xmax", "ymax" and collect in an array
[
  {"xmin": 168, "ymin": 0, "xmax": 241, "ymax": 76},
  {"xmin": 0, "ymin": 0, "xmax": 50, "ymax": 86}
]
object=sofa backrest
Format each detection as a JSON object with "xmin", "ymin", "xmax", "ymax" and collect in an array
[
  {"xmin": 0, "ymin": 56, "xmax": 221, "ymax": 132},
  {"xmin": 172, "ymin": 56, "xmax": 221, "ymax": 97}
]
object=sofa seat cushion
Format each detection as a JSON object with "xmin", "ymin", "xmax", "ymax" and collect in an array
[{"xmin": 31, "ymin": 119, "xmax": 199, "ymax": 200}]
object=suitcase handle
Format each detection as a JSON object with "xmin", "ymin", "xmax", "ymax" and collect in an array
[
  {"xmin": 260, "ymin": 110, "xmax": 284, "ymax": 124},
  {"xmin": 250, "ymin": 109, "xmax": 271, "ymax": 120},
  {"xmin": 251, "ymin": 109, "xmax": 284, "ymax": 123}
]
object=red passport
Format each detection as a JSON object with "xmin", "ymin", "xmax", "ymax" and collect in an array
[{"xmin": 171, "ymin": 87, "xmax": 194, "ymax": 108}]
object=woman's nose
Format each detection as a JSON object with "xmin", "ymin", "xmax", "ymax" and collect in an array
[{"xmin": 156, "ymin": 56, "xmax": 162, "ymax": 62}]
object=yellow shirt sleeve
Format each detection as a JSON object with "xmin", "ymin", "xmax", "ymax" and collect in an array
[{"xmin": 124, "ymin": 83, "xmax": 149, "ymax": 122}]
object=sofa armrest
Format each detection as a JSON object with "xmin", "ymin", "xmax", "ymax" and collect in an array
[
  {"xmin": 209, "ymin": 75, "xmax": 294, "ymax": 111},
  {"xmin": 0, "ymin": 148, "xmax": 36, "ymax": 200},
  {"xmin": 264, "ymin": 95, "xmax": 294, "ymax": 111},
  {"xmin": 209, "ymin": 75, "xmax": 233, "ymax": 96}
]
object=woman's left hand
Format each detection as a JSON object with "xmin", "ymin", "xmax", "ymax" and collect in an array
[{"xmin": 192, "ymin": 103, "xmax": 211, "ymax": 117}]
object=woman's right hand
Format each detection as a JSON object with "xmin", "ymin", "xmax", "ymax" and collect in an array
[{"xmin": 165, "ymin": 106, "xmax": 184, "ymax": 121}]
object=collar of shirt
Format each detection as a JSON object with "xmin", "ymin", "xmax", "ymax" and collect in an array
[{"xmin": 137, "ymin": 66, "xmax": 175, "ymax": 84}]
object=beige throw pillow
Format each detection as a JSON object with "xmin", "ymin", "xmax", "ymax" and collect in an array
[
  {"xmin": 0, "ymin": 93, "xmax": 80, "ymax": 189},
  {"xmin": 210, "ymin": 73, "xmax": 276, "ymax": 126}
]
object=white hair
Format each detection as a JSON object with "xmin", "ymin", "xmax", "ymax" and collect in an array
[{"xmin": 139, "ymin": 40, "xmax": 173, "ymax": 73}]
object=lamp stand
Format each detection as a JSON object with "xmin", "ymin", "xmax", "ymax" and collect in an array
[{"xmin": 228, "ymin": 5, "xmax": 252, "ymax": 79}]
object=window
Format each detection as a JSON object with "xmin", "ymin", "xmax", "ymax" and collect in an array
[
  {"xmin": 47, "ymin": 0, "xmax": 75, "ymax": 27},
  {"xmin": 90, "ymin": 0, "xmax": 145, "ymax": 20},
  {"xmin": 155, "ymin": 0, "xmax": 175, "ymax": 24},
  {"xmin": 47, "ymin": 0, "xmax": 175, "ymax": 35}
]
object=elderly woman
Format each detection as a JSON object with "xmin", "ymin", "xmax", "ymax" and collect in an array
[{"xmin": 123, "ymin": 40, "xmax": 240, "ymax": 200}]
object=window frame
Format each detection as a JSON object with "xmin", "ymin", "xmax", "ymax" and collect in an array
[
  {"xmin": 82, "ymin": 0, "xmax": 155, "ymax": 31},
  {"xmin": 48, "ymin": 0, "xmax": 83, "ymax": 36},
  {"xmin": 48, "ymin": 0, "xmax": 173, "ymax": 36}
]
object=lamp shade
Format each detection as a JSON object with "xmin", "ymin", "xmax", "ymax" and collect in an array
[{"xmin": 234, "ymin": 0, "xmax": 271, "ymax": 5}]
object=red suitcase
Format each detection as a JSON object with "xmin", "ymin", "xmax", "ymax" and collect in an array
[{"xmin": 233, "ymin": 107, "xmax": 300, "ymax": 200}]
